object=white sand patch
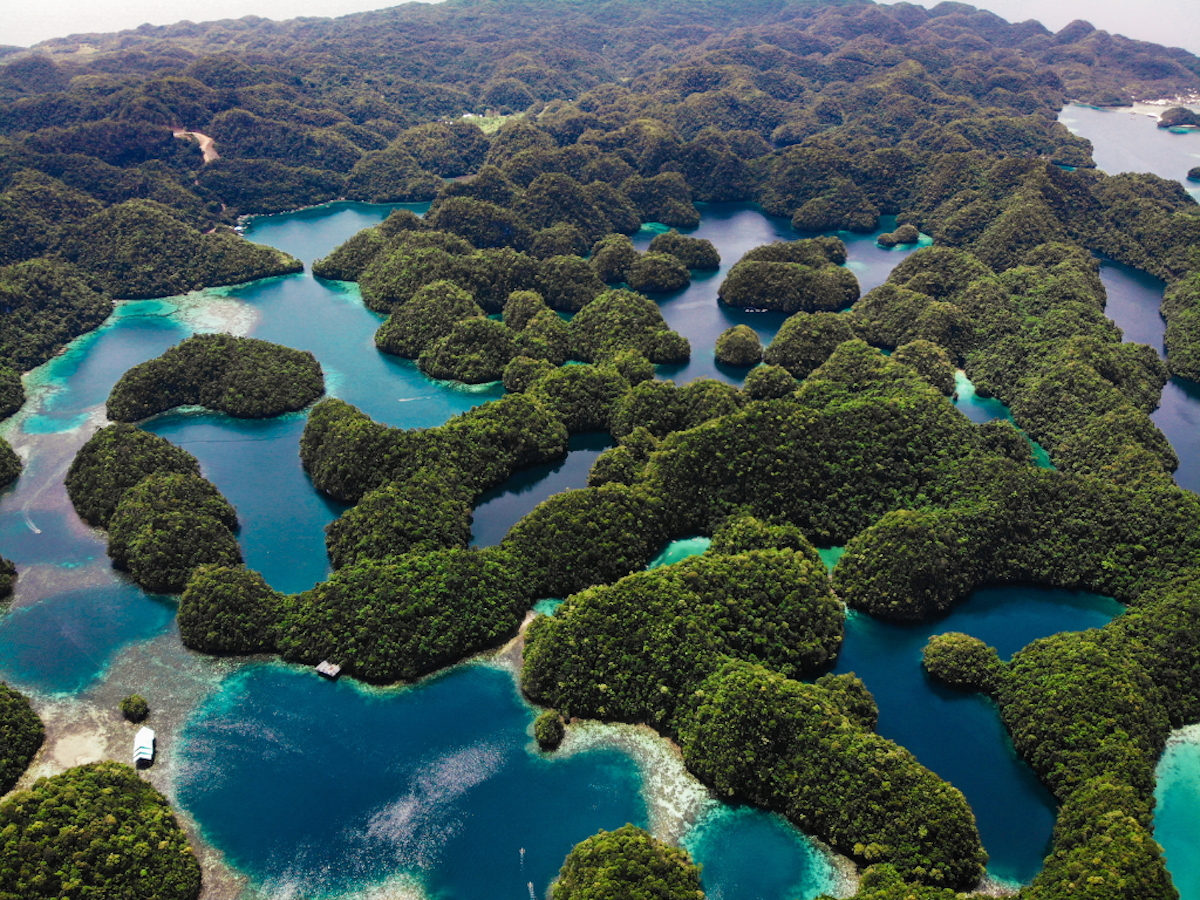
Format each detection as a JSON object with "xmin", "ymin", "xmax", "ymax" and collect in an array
[
  {"xmin": 5, "ymin": 561, "xmax": 120, "ymax": 611},
  {"xmin": 18, "ymin": 700, "xmax": 124, "ymax": 787},
  {"xmin": 1163, "ymin": 722, "xmax": 1200, "ymax": 748},
  {"xmin": 552, "ymin": 719, "xmax": 718, "ymax": 844},
  {"xmin": 169, "ymin": 290, "xmax": 259, "ymax": 337},
  {"xmin": 972, "ymin": 873, "xmax": 1022, "ymax": 897},
  {"xmin": 328, "ymin": 874, "xmax": 428, "ymax": 900}
]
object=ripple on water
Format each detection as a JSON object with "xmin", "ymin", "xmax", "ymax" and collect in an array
[{"xmin": 174, "ymin": 662, "xmax": 648, "ymax": 900}]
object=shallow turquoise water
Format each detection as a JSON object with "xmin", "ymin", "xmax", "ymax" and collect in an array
[
  {"xmin": 0, "ymin": 583, "xmax": 176, "ymax": 694},
  {"xmin": 953, "ymin": 370, "xmax": 1013, "ymax": 425},
  {"xmin": 1155, "ymin": 735, "xmax": 1200, "ymax": 900},
  {"xmin": 648, "ymin": 535, "xmax": 712, "ymax": 568},
  {"xmin": 817, "ymin": 546, "xmax": 846, "ymax": 571},
  {"xmin": 684, "ymin": 804, "xmax": 838, "ymax": 900},
  {"xmin": 22, "ymin": 299, "xmax": 193, "ymax": 434},
  {"xmin": 952, "ymin": 371, "xmax": 1054, "ymax": 468}
]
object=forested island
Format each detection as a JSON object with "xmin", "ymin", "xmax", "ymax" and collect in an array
[
  {"xmin": 2, "ymin": 0, "xmax": 1200, "ymax": 898},
  {"xmin": 107, "ymin": 333, "xmax": 325, "ymax": 421}
]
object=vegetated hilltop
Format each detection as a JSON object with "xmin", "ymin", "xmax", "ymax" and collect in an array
[
  {"xmin": 106, "ymin": 333, "xmax": 325, "ymax": 421},
  {"xmin": 0, "ymin": 682, "xmax": 42, "ymax": 793},
  {"xmin": 65, "ymin": 424, "xmax": 242, "ymax": 592},
  {"xmin": 0, "ymin": 0, "xmax": 1198, "ymax": 388},
  {"xmin": 551, "ymin": 825, "xmax": 704, "ymax": 900},
  {"xmin": 0, "ymin": 762, "xmax": 202, "ymax": 900}
]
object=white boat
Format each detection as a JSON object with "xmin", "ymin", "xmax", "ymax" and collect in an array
[{"xmin": 133, "ymin": 727, "xmax": 155, "ymax": 766}]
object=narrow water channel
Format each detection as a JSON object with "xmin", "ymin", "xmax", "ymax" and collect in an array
[
  {"xmin": 1059, "ymin": 103, "xmax": 1200, "ymax": 900},
  {"xmin": 3, "ymin": 117, "xmax": 1199, "ymax": 895}
]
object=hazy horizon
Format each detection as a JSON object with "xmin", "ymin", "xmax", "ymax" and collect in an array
[{"xmin": 4, "ymin": 0, "xmax": 1199, "ymax": 61}]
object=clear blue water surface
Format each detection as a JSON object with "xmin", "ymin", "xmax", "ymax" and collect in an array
[
  {"xmin": 1059, "ymin": 104, "xmax": 1200, "ymax": 202},
  {"xmin": 630, "ymin": 207, "xmax": 930, "ymax": 386},
  {"xmin": 1156, "ymin": 735, "xmax": 1200, "ymax": 900},
  {"xmin": 654, "ymin": 539, "xmax": 1121, "ymax": 886},
  {"xmin": 1061, "ymin": 104, "xmax": 1200, "ymax": 899},
  {"xmin": 0, "ymin": 142, "xmax": 1195, "ymax": 897},
  {"xmin": 829, "ymin": 587, "xmax": 1123, "ymax": 885},
  {"xmin": 176, "ymin": 662, "xmax": 648, "ymax": 900}
]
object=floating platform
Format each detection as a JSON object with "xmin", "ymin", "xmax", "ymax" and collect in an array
[{"xmin": 316, "ymin": 661, "xmax": 342, "ymax": 680}]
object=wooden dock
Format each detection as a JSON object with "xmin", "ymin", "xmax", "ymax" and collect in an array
[{"xmin": 316, "ymin": 661, "xmax": 342, "ymax": 679}]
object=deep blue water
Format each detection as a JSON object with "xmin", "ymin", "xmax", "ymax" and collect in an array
[
  {"xmin": 831, "ymin": 586, "xmax": 1123, "ymax": 885},
  {"xmin": 176, "ymin": 662, "xmax": 648, "ymax": 900},
  {"xmin": 471, "ymin": 432, "xmax": 612, "ymax": 548},
  {"xmin": 0, "ymin": 154, "xmax": 1194, "ymax": 898},
  {"xmin": 1090, "ymin": 243, "xmax": 1200, "ymax": 494},
  {"xmin": 0, "ymin": 583, "xmax": 176, "ymax": 694},
  {"xmin": 632, "ymin": 207, "xmax": 929, "ymax": 386},
  {"xmin": 143, "ymin": 414, "xmax": 345, "ymax": 595}
]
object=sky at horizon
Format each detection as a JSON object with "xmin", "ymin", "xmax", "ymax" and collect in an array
[{"xmin": 3, "ymin": 0, "xmax": 1199, "ymax": 60}]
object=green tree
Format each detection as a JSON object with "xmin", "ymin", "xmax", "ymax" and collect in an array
[
  {"xmin": 715, "ymin": 325, "xmax": 763, "ymax": 366},
  {"xmin": 551, "ymin": 825, "xmax": 703, "ymax": 900},
  {"xmin": 0, "ymin": 762, "xmax": 201, "ymax": 900},
  {"xmin": 0, "ymin": 683, "xmax": 42, "ymax": 794}
]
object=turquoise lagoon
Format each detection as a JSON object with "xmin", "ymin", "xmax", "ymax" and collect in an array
[
  {"xmin": 1156, "ymin": 732, "xmax": 1200, "ymax": 900},
  {"xmin": 0, "ymin": 157, "xmax": 1197, "ymax": 898}
]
